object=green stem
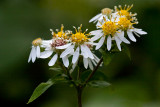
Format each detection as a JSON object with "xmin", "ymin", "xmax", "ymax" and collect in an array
[{"xmin": 77, "ymin": 86, "xmax": 83, "ymax": 107}]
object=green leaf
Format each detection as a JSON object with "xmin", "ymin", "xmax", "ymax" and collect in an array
[
  {"xmin": 100, "ymin": 49, "xmax": 115, "ymax": 66},
  {"xmin": 88, "ymin": 80, "xmax": 111, "ymax": 88},
  {"xmin": 27, "ymin": 79, "xmax": 54, "ymax": 104}
]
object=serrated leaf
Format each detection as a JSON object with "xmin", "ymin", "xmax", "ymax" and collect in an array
[
  {"xmin": 27, "ymin": 79, "xmax": 54, "ymax": 104},
  {"xmin": 88, "ymin": 80, "xmax": 111, "ymax": 88}
]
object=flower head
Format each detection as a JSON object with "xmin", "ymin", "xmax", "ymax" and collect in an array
[
  {"xmin": 28, "ymin": 38, "xmax": 42, "ymax": 63},
  {"xmin": 71, "ymin": 24, "xmax": 89, "ymax": 44},
  {"xmin": 114, "ymin": 4, "xmax": 137, "ymax": 19},
  {"xmin": 50, "ymin": 24, "xmax": 68, "ymax": 39}
]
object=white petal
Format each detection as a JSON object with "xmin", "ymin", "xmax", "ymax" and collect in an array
[
  {"xmin": 28, "ymin": 47, "xmax": 34, "ymax": 63},
  {"xmin": 81, "ymin": 45, "xmax": 88, "ymax": 58},
  {"xmin": 115, "ymin": 36, "xmax": 122, "ymax": 51},
  {"xmin": 48, "ymin": 54, "xmax": 58, "ymax": 66},
  {"xmin": 107, "ymin": 36, "xmax": 112, "ymax": 51},
  {"xmin": 40, "ymin": 50, "xmax": 53, "ymax": 59},
  {"xmin": 60, "ymin": 45, "xmax": 74, "ymax": 58},
  {"xmin": 83, "ymin": 57, "xmax": 88, "ymax": 69},
  {"xmin": 36, "ymin": 46, "xmax": 40, "ymax": 58},
  {"xmin": 88, "ymin": 59, "xmax": 94, "ymax": 70},
  {"xmin": 70, "ymin": 60, "xmax": 78, "ymax": 73},
  {"xmin": 32, "ymin": 47, "xmax": 37, "ymax": 63},
  {"xmin": 56, "ymin": 43, "xmax": 71, "ymax": 49},
  {"xmin": 127, "ymin": 30, "xmax": 136, "ymax": 42},
  {"xmin": 93, "ymin": 54, "xmax": 100, "ymax": 63},
  {"xmin": 72, "ymin": 47, "xmax": 79, "ymax": 64},
  {"xmin": 134, "ymin": 29, "xmax": 147, "ymax": 35},
  {"xmin": 96, "ymin": 36, "xmax": 105, "ymax": 50},
  {"xmin": 83, "ymin": 45, "xmax": 94, "ymax": 59},
  {"xmin": 89, "ymin": 13, "xmax": 102, "ymax": 23},
  {"xmin": 62, "ymin": 56, "xmax": 69, "ymax": 67},
  {"xmin": 117, "ymin": 31, "xmax": 130, "ymax": 44},
  {"xmin": 91, "ymin": 59, "xmax": 97, "ymax": 66},
  {"xmin": 90, "ymin": 30, "xmax": 103, "ymax": 41}
]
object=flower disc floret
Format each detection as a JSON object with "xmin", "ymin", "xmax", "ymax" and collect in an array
[
  {"xmin": 102, "ymin": 21, "xmax": 118, "ymax": 36},
  {"xmin": 71, "ymin": 25, "xmax": 89, "ymax": 44}
]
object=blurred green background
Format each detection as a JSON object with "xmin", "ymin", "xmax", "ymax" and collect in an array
[{"xmin": 0, "ymin": 0, "xmax": 160, "ymax": 107}]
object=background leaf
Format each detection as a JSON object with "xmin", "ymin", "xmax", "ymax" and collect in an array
[
  {"xmin": 27, "ymin": 79, "xmax": 54, "ymax": 104},
  {"xmin": 87, "ymin": 80, "xmax": 111, "ymax": 88}
]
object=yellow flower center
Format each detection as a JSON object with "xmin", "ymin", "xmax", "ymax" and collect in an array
[
  {"xmin": 53, "ymin": 24, "xmax": 67, "ymax": 39},
  {"xmin": 71, "ymin": 32, "xmax": 88, "ymax": 44},
  {"xmin": 115, "ymin": 5, "xmax": 134, "ymax": 19},
  {"xmin": 119, "ymin": 10, "xmax": 130, "ymax": 18},
  {"xmin": 102, "ymin": 21, "xmax": 118, "ymax": 36},
  {"xmin": 118, "ymin": 17, "xmax": 132, "ymax": 30},
  {"xmin": 32, "ymin": 38, "xmax": 42, "ymax": 46},
  {"xmin": 71, "ymin": 24, "xmax": 89, "ymax": 44}
]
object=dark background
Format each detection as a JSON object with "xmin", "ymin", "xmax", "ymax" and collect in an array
[{"xmin": 0, "ymin": 0, "xmax": 160, "ymax": 107}]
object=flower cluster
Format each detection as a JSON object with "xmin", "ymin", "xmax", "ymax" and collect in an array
[
  {"xmin": 28, "ymin": 4, "xmax": 147, "ymax": 71},
  {"xmin": 89, "ymin": 4, "xmax": 147, "ymax": 51},
  {"xmin": 28, "ymin": 24, "xmax": 100, "ymax": 70}
]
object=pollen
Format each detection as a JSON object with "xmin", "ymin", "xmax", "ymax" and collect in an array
[
  {"xmin": 32, "ymin": 38, "xmax": 42, "ymax": 46},
  {"xmin": 101, "ymin": 20, "xmax": 118, "ymax": 36},
  {"xmin": 71, "ymin": 24, "xmax": 89, "ymax": 44}
]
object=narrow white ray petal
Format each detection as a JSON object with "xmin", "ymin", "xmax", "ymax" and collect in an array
[
  {"xmin": 117, "ymin": 31, "xmax": 130, "ymax": 44},
  {"xmin": 28, "ymin": 47, "xmax": 34, "ymax": 63},
  {"xmin": 134, "ymin": 29, "xmax": 147, "ymax": 35},
  {"xmin": 60, "ymin": 45, "xmax": 74, "ymax": 58},
  {"xmin": 81, "ymin": 45, "xmax": 88, "ymax": 58},
  {"xmin": 70, "ymin": 60, "xmax": 78, "ymax": 74},
  {"xmin": 91, "ymin": 59, "xmax": 97, "ymax": 66},
  {"xmin": 107, "ymin": 36, "xmax": 112, "ymax": 51},
  {"xmin": 115, "ymin": 36, "xmax": 122, "ymax": 51},
  {"xmin": 72, "ymin": 47, "xmax": 79, "ymax": 64},
  {"xmin": 89, "ymin": 13, "xmax": 102, "ymax": 23},
  {"xmin": 40, "ymin": 50, "xmax": 53, "ymax": 59},
  {"xmin": 96, "ymin": 36, "xmax": 105, "ymax": 50},
  {"xmin": 32, "ymin": 47, "xmax": 37, "ymax": 63},
  {"xmin": 36, "ymin": 46, "xmax": 40, "ymax": 58},
  {"xmin": 56, "ymin": 43, "xmax": 71, "ymax": 49},
  {"xmin": 62, "ymin": 56, "xmax": 69, "ymax": 67},
  {"xmin": 93, "ymin": 54, "xmax": 100, "ymax": 63},
  {"xmin": 83, "ymin": 57, "xmax": 88, "ymax": 69},
  {"xmin": 90, "ymin": 31, "xmax": 103, "ymax": 41},
  {"xmin": 88, "ymin": 59, "xmax": 94, "ymax": 70},
  {"xmin": 83, "ymin": 45, "xmax": 94, "ymax": 59},
  {"xmin": 90, "ymin": 30, "xmax": 103, "ymax": 36},
  {"xmin": 48, "ymin": 54, "xmax": 58, "ymax": 66},
  {"xmin": 134, "ymin": 32, "xmax": 140, "ymax": 37},
  {"xmin": 127, "ymin": 30, "xmax": 136, "ymax": 42}
]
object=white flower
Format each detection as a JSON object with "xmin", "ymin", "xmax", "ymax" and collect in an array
[
  {"xmin": 28, "ymin": 38, "xmax": 42, "ymax": 63},
  {"xmin": 89, "ymin": 8, "xmax": 113, "ymax": 27},
  {"xmin": 117, "ymin": 16, "xmax": 147, "ymax": 42},
  {"xmin": 90, "ymin": 17, "xmax": 130, "ymax": 51},
  {"xmin": 62, "ymin": 25, "xmax": 99, "ymax": 70},
  {"xmin": 40, "ymin": 38, "xmax": 71, "ymax": 67}
]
